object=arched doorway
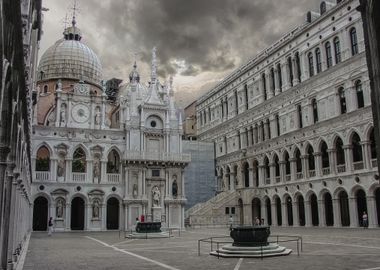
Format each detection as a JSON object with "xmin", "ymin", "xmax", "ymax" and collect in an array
[
  {"xmin": 243, "ymin": 163, "xmax": 249, "ymax": 187},
  {"xmin": 324, "ymin": 192, "xmax": 334, "ymax": 226},
  {"xmin": 297, "ymin": 195, "xmax": 305, "ymax": 226},
  {"xmin": 71, "ymin": 197, "xmax": 85, "ymax": 230},
  {"xmin": 375, "ymin": 188, "xmax": 380, "ymax": 226},
  {"xmin": 356, "ymin": 189, "xmax": 367, "ymax": 227},
  {"xmin": 275, "ymin": 197, "xmax": 282, "ymax": 226},
  {"xmin": 285, "ymin": 196, "xmax": 293, "ymax": 226},
  {"xmin": 310, "ymin": 193, "xmax": 319, "ymax": 226},
  {"xmin": 251, "ymin": 198, "xmax": 261, "ymax": 224},
  {"xmin": 339, "ymin": 190, "xmax": 350, "ymax": 226},
  {"xmin": 238, "ymin": 199, "xmax": 244, "ymax": 225},
  {"xmin": 33, "ymin": 196, "xmax": 48, "ymax": 231},
  {"xmin": 265, "ymin": 198, "xmax": 272, "ymax": 225},
  {"xmin": 107, "ymin": 197, "xmax": 119, "ymax": 230}
]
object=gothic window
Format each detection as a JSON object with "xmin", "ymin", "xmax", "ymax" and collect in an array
[
  {"xmin": 270, "ymin": 68, "xmax": 275, "ymax": 93},
  {"xmin": 308, "ymin": 52, "xmax": 314, "ymax": 77},
  {"xmin": 351, "ymin": 133, "xmax": 363, "ymax": 163},
  {"xmin": 243, "ymin": 163, "xmax": 249, "ymax": 187},
  {"xmin": 262, "ymin": 73, "xmax": 267, "ymax": 100},
  {"xmin": 295, "ymin": 52, "xmax": 301, "ymax": 82},
  {"xmin": 355, "ymin": 80, "xmax": 364, "ymax": 108},
  {"xmin": 261, "ymin": 121, "xmax": 265, "ymax": 141},
  {"xmin": 321, "ymin": 141, "xmax": 330, "ymax": 169},
  {"xmin": 338, "ymin": 87, "xmax": 347, "ymax": 114},
  {"xmin": 335, "ymin": 137, "xmax": 345, "ymax": 165},
  {"xmin": 315, "ymin": 48, "xmax": 322, "ymax": 73},
  {"xmin": 295, "ymin": 148, "xmax": 302, "ymax": 173},
  {"xmin": 274, "ymin": 155, "xmax": 280, "ymax": 178},
  {"xmin": 277, "ymin": 63, "xmax": 282, "ymax": 90},
  {"xmin": 307, "ymin": 145, "xmax": 315, "ymax": 171},
  {"xmin": 276, "ymin": 114, "xmax": 280, "ymax": 136},
  {"xmin": 266, "ymin": 119, "xmax": 271, "ymax": 139},
  {"xmin": 370, "ymin": 128, "xmax": 377, "ymax": 159},
  {"xmin": 107, "ymin": 150, "xmax": 120, "ymax": 173},
  {"xmin": 264, "ymin": 156, "xmax": 270, "ymax": 182},
  {"xmin": 334, "ymin": 37, "xmax": 341, "ymax": 64},
  {"xmin": 325, "ymin": 42, "xmax": 332, "ymax": 68},
  {"xmin": 36, "ymin": 146, "xmax": 50, "ymax": 171},
  {"xmin": 320, "ymin": 2, "xmax": 327, "ymax": 14},
  {"xmin": 284, "ymin": 151, "xmax": 290, "ymax": 176},
  {"xmin": 350, "ymin": 27, "xmax": 358, "ymax": 56},
  {"xmin": 244, "ymin": 84, "xmax": 249, "ymax": 110},
  {"xmin": 288, "ymin": 57, "xmax": 293, "ymax": 86},
  {"xmin": 72, "ymin": 148, "xmax": 86, "ymax": 173},
  {"xmin": 312, "ymin": 98, "xmax": 318, "ymax": 123},
  {"xmin": 297, "ymin": 104, "xmax": 303, "ymax": 128}
]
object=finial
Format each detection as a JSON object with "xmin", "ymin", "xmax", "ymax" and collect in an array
[
  {"xmin": 151, "ymin": 46, "xmax": 157, "ymax": 83},
  {"xmin": 62, "ymin": 13, "xmax": 69, "ymax": 31},
  {"xmin": 71, "ymin": 0, "xmax": 78, "ymax": 27}
]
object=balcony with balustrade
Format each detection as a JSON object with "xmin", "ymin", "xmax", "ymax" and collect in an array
[
  {"xmin": 35, "ymin": 171, "xmax": 51, "ymax": 182},
  {"xmin": 125, "ymin": 151, "xmax": 191, "ymax": 163},
  {"xmin": 107, "ymin": 173, "xmax": 120, "ymax": 184}
]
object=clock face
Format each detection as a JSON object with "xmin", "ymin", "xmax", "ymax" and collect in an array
[{"xmin": 72, "ymin": 104, "xmax": 90, "ymax": 123}]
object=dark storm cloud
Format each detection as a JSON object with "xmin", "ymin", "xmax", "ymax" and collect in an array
[{"xmin": 75, "ymin": 0, "xmax": 320, "ymax": 78}]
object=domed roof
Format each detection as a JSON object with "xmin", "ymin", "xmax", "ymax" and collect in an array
[{"xmin": 37, "ymin": 25, "xmax": 102, "ymax": 87}]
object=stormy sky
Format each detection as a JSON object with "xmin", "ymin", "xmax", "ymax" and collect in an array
[{"xmin": 40, "ymin": 0, "xmax": 321, "ymax": 107}]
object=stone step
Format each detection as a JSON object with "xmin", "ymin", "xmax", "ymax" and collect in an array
[{"xmin": 210, "ymin": 248, "xmax": 292, "ymax": 258}]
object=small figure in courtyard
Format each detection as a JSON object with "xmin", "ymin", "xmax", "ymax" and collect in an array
[
  {"xmin": 362, "ymin": 211, "xmax": 368, "ymax": 228},
  {"xmin": 261, "ymin": 218, "xmax": 265, "ymax": 226},
  {"xmin": 56, "ymin": 199, "xmax": 64, "ymax": 218},
  {"xmin": 229, "ymin": 215, "xmax": 233, "ymax": 230},
  {"xmin": 255, "ymin": 217, "xmax": 260, "ymax": 226},
  {"xmin": 140, "ymin": 214, "xmax": 145, "ymax": 223},
  {"xmin": 48, "ymin": 217, "xmax": 53, "ymax": 236}
]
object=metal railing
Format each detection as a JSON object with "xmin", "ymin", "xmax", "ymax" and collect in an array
[
  {"xmin": 296, "ymin": 172, "xmax": 303, "ymax": 180},
  {"xmin": 198, "ymin": 234, "xmax": 302, "ymax": 259},
  {"xmin": 322, "ymin": 167, "xmax": 330, "ymax": 175},
  {"xmin": 275, "ymin": 176, "xmax": 281, "ymax": 183},
  {"xmin": 35, "ymin": 171, "xmax": 50, "ymax": 181},
  {"xmin": 308, "ymin": 170, "xmax": 316, "ymax": 177},
  {"xmin": 285, "ymin": 175, "xmax": 291, "ymax": 181},
  {"xmin": 265, "ymin": 178, "xmax": 271, "ymax": 185}
]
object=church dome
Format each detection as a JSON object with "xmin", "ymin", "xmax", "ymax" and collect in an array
[{"xmin": 37, "ymin": 23, "xmax": 103, "ymax": 87}]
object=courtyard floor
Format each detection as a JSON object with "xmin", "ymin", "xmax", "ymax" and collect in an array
[{"xmin": 22, "ymin": 227, "xmax": 380, "ymax": 270}]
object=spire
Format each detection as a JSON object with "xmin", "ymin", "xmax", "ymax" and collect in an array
[
  {"xmin": 151, "ymin": 47, "xmax": 157, "ymax": 84},
  {"xmin": 71, "ymin": 0, "xmax": 78, "ymax": 27},
  {"xmin": 129, "ymin": 61, "xmax": 140, "ymax": 83},
  {"xmin": 63, "ymin": 0, "xmax": 82, "ymax": 41}
]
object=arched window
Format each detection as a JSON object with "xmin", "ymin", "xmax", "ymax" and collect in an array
[
  {"xmin": 107, "ymin": 150, "xmax": 120, "ymax": 173},
  {"xmin": 336, "ymin": 137, "xmax": 345, "ymax": 166},
  {"xmin": 320, "ymin": 1, "xmax": 327, "ymax": 14},
  {"xmin": 325, "ymin": 42, "xmax": 332, "ymax": 68},
  {"xmin": 355, "ymin": 80, "xmax": 364, "ymax": 108},
  {"xmin": 288, "ymin": 57, "xmax": 293, "ymax": 87},
  {"xmin": 264, "ymin": 157, "xmax": 270, "ymax": 184},
  {"xmin": 308, "ymin": 52, "xmax": 314, "ymax": 77},
  {"xmin": 295, "ymin": 148, "xmax": 302, "ymax": 174},
  {"xmin": 338, "ymin": 87, "xmax": 347, "ymax": 114},
  {"xmin": 277, "ymin": 63, "xmax": 282, "ymax": 90},
  {"xmin": 36, "ymin": 146, "xmax": 50, "ymax": 171},
  {"xmin": 276, "ymin": 114, "xmax": 280, "ymax": 136},
  {"xmin": 262, "ymin": 73, "xmax": 267, "ymax": 101},
  {"xmin": 297, "ymin": 104, "xmax": 303, "ymax": 128},
  {"xmin": 352, "ymin": 133, "xmax": 363, "ymax": 163},
  {"xmin": 370, "ymin": 128, "xmax": 377, "ymax": 160},
  {"xmin": 315, "ymin": 48, "xmax": 322, "ymax": 73},
  {"xmin": 266, "ymin": 119, "xmax": 271, "ymax": 139},
  {"xmin": 312, "ymin": 98, "xmax": 318, "ymax": 123},
  {"xmin": 261, "ymin": 121, "xmax": 265, "ymax": 141},
  {"xmin": 307, "ymin": 145, "xmax": 315, "ymax": 171},
  {"xmin": 284, "ymin": 151, "xmax": 291, "ymax": 177},
  {"xmin": 43, "ymin": 85, "xmax": 48, "ymax": 94},
  {"xmin": 321, "ymin": 141, "xmax": 330, "ymax": 169},
  {"xmin": 243, "ymin": 163, "xmax": 249, "ymax": 187},
  {"xmin": 295, "ymin": 52, "xmax": 301, "ymax": 82},
  {"xmin": 270, "ymin": 68, "xmax": 275, "ymax": 94},
  {"xmin": 274, "ymin": 155, "xmax": 280, "ymax": 180},
  {"xmin": 350, "ymin": 28, "xmax": 358, "ymax": 56},
  {"xmin": 334, "ymin": 37, "xmax": 341, "ymax": 64},
  {"xmin": 72, "ymin": 148, "xmax": 86, "ymax": 173}
]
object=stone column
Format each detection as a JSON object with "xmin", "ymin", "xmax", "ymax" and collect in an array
[
  {"xmin": 332, "ymin": 199, "xmax": 341, "ymax": 227},
  {"xmin": 267, "ymin": 70, "xmax": 274, "ymax": 99},
  {"xmin": 257, "ymin": 122, "xmax": 262, "ymax": 143},
  {"xmin": 279, "ymin": 161, "xmax": 286, "ymax": 183},
  {"xmin": 281, "ymin": 61, "xmax": 289, "ymax": 91},
  {"xmin": 258, "ymin": 77, "xmax": 265, "ymax": 103},
  {"xmin": 248, "ymin": 165, "xmax": 254, "ymax": 187},
  {"xmin": 258, "ymin": 165, "xmax": 265, "ymax": 186},
  {"xmin": 271, "ymin": 203, "xmax": 278, "ymax": 226},
  {"xmin": 367, "ymin": 196, "xmax": 378, "ymax": 228},
  {"xmin": 305, "ymin": 201, "xmax": 312, "ymax": 227},
  {"xmin": 327, "ymin": 149, "xmax": 337, "ymax": 175},
  {"xmin": 51, "ymin": 158, "xmax": 57, "ymax": 181},
  {"xmin": 292, "ymin": 57, "xmax": 300, "ymax": 86},
  {"xmin": 274, "ymin": 67, "xmax": 281, "ymax": 95},
  {"xmin": 264, "ymin": 121, "xmax": 270, "ymax": 140},
  {"xmin": 252, "ymin": 125, "xmax": 258, "ymax": 144},
  {"xmin": 292, "ymin": 201, "xmax": 299, "ymax": 226},
  {"xmin": 269, "ymin": 163, "xmax": 275, "ymax": 184},
  {"xmin": 101, "ymin": 94, "xmax": 106, "ymax": 129},
  {"xmin": 318, "ymin": 200, "xmax": 326, "ymax": 227},
  {"xmin": 55, "ymin": 89, "xmax": 62, "ymax": 127},
  {"xmin": 247, "ymin": 127, "xmax": 253, "ymax": 146},
  {"xmin": 301, "ymin": 155, "xmax": 308, "ymax": 179},
  {"xmin": 87, "ymin": 160, "xmax": 93, "ymax": 183},
  {"xmin": 361, "ymin": 141, "xmax": 371, "ymax": 169},
  {"xmin": 314, "ymin": 152, "xmax": 322, "ymax": 177},
  {"xmin": 281, "ymin": 203, "xmax": 288, "ymax": 227},
  {"xmin": 269, "ymin": 116, "xmax": 277, "ymax": 139},
  {"xmin": 66, "ymin": 158, "xmax": 72, "ymax": 182},
  {"xmin": 289, "ymin": 158, "xmax": 296, "ymax": 181},
  {"xmin": 300, "ymin": 52, "xmax": 308, "ymax": 82},
  {"xmin": 65, "ymin": 202, "xmax": 71, "ymax": 230},
  {"xmin": 261, "ymin": 203, "xmax": 267, "ymax": 225},
  {"xmin": 343, "ymin": 145, "xmax": 353, "ymax": 172},
  {"xmin": 181, "ymin": 169, "xmax": 186, "ymax": 198},
  {"xmin": 101, "ymin": 204, "xmax": 107, "ymax": 230},
  {"xmin": 100, "ymin": 160, "xmax": 107, "ymax": 184},
  {"xmin": 349, "ymin": 197, "xmax": 358, "ymax": 227}
]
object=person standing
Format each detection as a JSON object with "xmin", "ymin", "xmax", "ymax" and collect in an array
[
  {"xmin": 362, "ymin": 211, "xmax": 368, "ymax": 228},
  {"xmin": 48, "ymin": 217, "xmax": 53, "ymax": 236},
  {"xmin": 229, "ymin": 215, "xmax": 233, "ymax": 230}
]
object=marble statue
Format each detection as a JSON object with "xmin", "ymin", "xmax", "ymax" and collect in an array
[
  {"xmin": 93, "ymin": 200, "xmax": 100, "ymax": 218},
  {"xmin": 152, "ymin": 186, "xmax": 160, "ymax": 207},
  {"xmin": 56, "ymin": 199, "xmax": 64, "ymax": 218},
  {"xmin": 172, "ymin": 179, "xmax": 178, "ymax": 197},
  {"xmin": 57, "ymin": 158, "xmax": 65, "ymax": 177},
  {"xmin": 93, "ymin": 159, "xmax": 100, "ymax": 180}
]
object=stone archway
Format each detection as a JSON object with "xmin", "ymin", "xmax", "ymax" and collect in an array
[
  {"xmin": 275, "ymin": 197, "xmax": 282, "ymax": 226},
  {"xmin": 251, "ymin": 198, "xmax": 261, "ymax": 224},
  {"xmin": 265, "ymin": 198, "xmax": 272, "ymax": 225},
  {"xmin": 33, "ymin": 196, "xmax": 48, "ymax": 231},
  {"xmin": 285, "ymin": 196, "xmax": 293, "ymax": 226},
  {"xmin": 310, "ymin": 193, "xmax": 319, "ymax": 226},
  {"xmin": 107, "ymin": 197, "xmax": 119, "ymax": 230},
  {"xmin": 356, "ymin": 189, "xmax": 367, "ymax": 227},
  {"xmin": 71, "ymin": 197, "xmax": 85, "ymax": 230},
  {"xmin": 339, "ymin": 190, "xmax": 350, "ymax": 226},
  {"xmin": 297, "ymin": 195, "xmax": 305, "ymax": 226},
  {"xmin": 324, "ymin": 192, "xmax": 334, "ymax": 226},
  {"xmin": 376, "ymin": 188, "xmax": 380, "ymax": 226}
]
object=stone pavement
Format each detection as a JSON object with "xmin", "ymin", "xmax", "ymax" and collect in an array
[{"xmin": 23, "ymin": 227, "xmax": 380, "ymax": 270}]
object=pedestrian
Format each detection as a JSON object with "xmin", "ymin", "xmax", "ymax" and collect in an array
[
  {"xmin": 261, "ymin": 218, "xmax": 265, "ymax": 226},
  {"xmin": 229, "ymin": 215, "xmax": 233, "ymax": 230},
  {"xmin": 255, "ymin": 217, "xmax": 260, "ymax": 226},
  {"xmin": 362, "ymin": 211, "xmax": 368, "ymax": 228},
  {"xmin": 140, "ymin": 214, "xmax": 145, "ymax": 223},
  {"xmin": 48, "ymin": 217, "xmax": 53, "ymax": 236}
]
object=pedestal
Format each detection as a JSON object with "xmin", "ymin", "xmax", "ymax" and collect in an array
[{"xmin": 152, "ymin": 207, "xmax": 162, "ymax": 222}]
